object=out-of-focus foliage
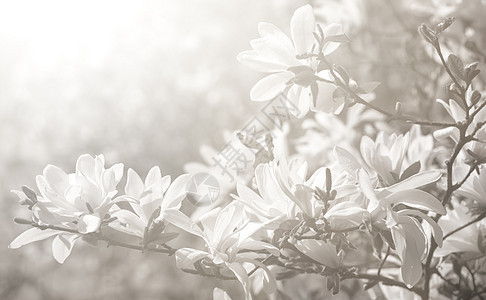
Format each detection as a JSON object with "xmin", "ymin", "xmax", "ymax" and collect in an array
[
  {"xmin": 0, "ymin": 0, "xmax": 308, "ymax": 299},
  {"xmin": 6, "ymin": 0, "xmax": 486, "ymax": 299}
]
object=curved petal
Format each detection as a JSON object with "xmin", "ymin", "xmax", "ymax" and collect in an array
[
  {"xmin": 290, "ymin": 4, "xmax": 316, "ymax": 55},
  {"xmin": 175, "ymin": 248, "xmax": 208, "ymax": 269},
  {"xmin": 237, "ymin": 50, "xmax": 287, "ymax": 72},
  {"xmin": 384, "ymin": 190, "xmax": 446, "ymax": 215},
  {"xmin": 52, "ymin": 233, "xmax": 79, "ymax": 264},
  {"xmin": 250, "ymin": 72, "xmax": 293, "ymax": 102},
  {"xmin": 295, "ymin": 239, "xmax": 339, "ymax": 268},
  {"xmin": 9, "ymin": 228, "xmax": 58, "ymax": 249}
]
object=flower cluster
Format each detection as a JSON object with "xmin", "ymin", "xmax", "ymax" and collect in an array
[{"xmin": 9, "ymin": 3, "xmax": 486, "ymax": 300}]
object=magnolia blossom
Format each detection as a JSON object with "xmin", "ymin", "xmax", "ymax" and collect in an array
[
  {"xmin": 108, "ymin": 167, "xmax": 190, "ymax": 241},
  {"xmin": 435, "ymin": 200, "xmax": 483, "ymax": 257},
  {"xmin": 456, "ymin": 165, "xmax": 486, "ymax": 211},
  {"xmin": 237, "ymin": 5, "xmax": 346, "ymax": 117},
  {"xmin": 360, "ymin": 132, "xmax": 413, "ymax": 187},
  {"xmin": 9, "ymin": 154, "xmax": 124, "ymax": 263},
  {"xmin": 163, "ymin": 202, "xmax": 279, "ymax": 300},
  {"xmin": 356, "ymin": 169, "xmax": 445, "ymax": 287}
]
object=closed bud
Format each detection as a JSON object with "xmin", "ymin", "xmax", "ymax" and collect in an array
[
  {"xmin": 435, "ymin": 17, "xmax": 455, "ymax": 34},
  {"xmin": 395, "ymin": 102, "xmax": 402, "ymax": 115},
  {"xmin": 470, "ymin": 90, "xmax": 481, "ymax": 105},
  {"xmin": 418, "ymin": 24, "xmax": 437, "ymax": 45},
  {"xmin": 14, "ymin": 217, "xmax": 32, "ymax": 225}
]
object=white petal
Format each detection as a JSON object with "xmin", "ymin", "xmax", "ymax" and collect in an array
[
  {"xmin": 52, "ymin": 233, "xmax": 79, "ymax": 264},
  {"xmin": 251, "ymin": 37, "xmax": 300, "ymax": 67},
  {"xmin": 295, "ymin": 239, "xmax": 339, "ymax": 268},
  {"xmin": 125, "ymin": 168, "xmax": 144, "ymax": 198},
  {"xmin": 213, "ymin": 288, "xmax": 232, "ymax": 300},
  {"xmin": 175, "ymin": 248, "xmax": 208, "ymax": 269},
  {"xmin": 384, "ymin": 171, "xmax": 442, "ymax": 193},
  {"xmin": 290, "ymin": 4, "xmax": 316, "ymax": 55},
  {"xmin": 9, "ymin": 228, "xmax": 58, "ymax": 249},
  {"xmin": 77, "ymin": 214, "xmax": 101, "ymax": 234},
  {"xmin": 250, "ymin": 72, "xmax": 293, "ymax": 102},
  {"xmin": 385, "ymin": 190, "xmax": 446, "ymax": 214}
]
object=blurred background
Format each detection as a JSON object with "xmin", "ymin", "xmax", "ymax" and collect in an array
[
  {"xmin": 0, "ymin": 0, "xmax": 309, "ymax": 299},
  {"xmin": 2, "ymin": 0, "xmax": 485, "ymax": 299}
]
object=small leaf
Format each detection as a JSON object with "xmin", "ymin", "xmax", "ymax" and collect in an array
[
  {"xmin": 22, "ymin": 186, "xmax": 38, "ymax": 202},
  {"xmin": 358, "ymin": 82, "xmax": 381, "ymax": 94},
  {"xmin": 399, "ymin": 161, "xmax": 421, "ymax": 181},
  {"xmin": 364, "ymin": 280, "xmax": 379, "ymax": 290},
  {"xmin": 447, "ymin": 54, "xmax": 465, "ymax": 81},
  {"xmin": 435, "ymin": 17, "xmax": 455, "ymax": 34}
]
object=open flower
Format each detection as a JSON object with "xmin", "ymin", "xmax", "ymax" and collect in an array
[
  {"xmin": 163, "ymin": 202, "xmax": 279, "ymax": 299},
  {"xmin": 435, "ymin": 200, "xmax": 483, "ymax": 257},
  {"xmin": 237, "ymin": 5, "xmax": 345, "ymax": 117},
  {"xmin": 108, "ymin": 167, "xmax": 190, "ymax": 242},
  {"xmin": 356, "ymin": 169, "xmax": 445, "ymax": 287},
  {"xmin": 9, "ymin": 154, "xmax": 124, "ymax": 263}
]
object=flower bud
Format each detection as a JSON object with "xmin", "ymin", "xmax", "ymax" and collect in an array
[{"xmin": 418, "ymin": 24, "xmax": 437, "ymax": 45}]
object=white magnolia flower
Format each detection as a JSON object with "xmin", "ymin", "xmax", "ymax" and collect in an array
[
  {"xmin": 435, "ymin": 200, "xmax": 483, "ymax": 257},
  {"xmin": 109, "ymin": 167, "xmax": 190, "ymax": 240},
  {"xmin": 357, "ymin": 169, "xmax": 445, "ymax": 288},
  {"xmin": 360, "ymin": 131, "xmax": 413, "ymax": 187},
  {"xmin": 163, "ymin": 202, "xmax": 279, "ymax": 300},
  {"xmin": 9, "ymin": 154, "xmax": 124, "ymax": 263},
  {"xmin": 456, "ymin": 165, "xmax": 486, "ymax": 211},
  {"xmin": 237, "ymin": 5, "xmax": 345, "ymax": 117}
]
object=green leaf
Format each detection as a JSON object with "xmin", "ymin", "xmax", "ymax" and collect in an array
[
  {"xmin": 399, "ymin": 161, "xmax": 421, "ymax": 181},
  {"xmin": 447, "ymin": 54, "xmax": 465, "ymax": 81}
]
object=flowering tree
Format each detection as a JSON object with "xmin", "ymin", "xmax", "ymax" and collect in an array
[{"xmin": 9, "ymin": 3, "xmax": 486, "ymax": 300}]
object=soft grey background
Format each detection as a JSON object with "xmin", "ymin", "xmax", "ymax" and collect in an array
[{"xmin": 0, "ymin": 1, "xmax": 308, "ymax": 299}]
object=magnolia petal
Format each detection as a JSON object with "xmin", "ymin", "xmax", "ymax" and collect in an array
[
  {"xmin": 145, "ymin": 166, "xmax": 162, "ymax": 187},
  {"xmin": 449, "ymin": 99, "xmax": 466, "ymax": 122},
  {"xmin": 312, "ymin": 81, "xmax": 337, "ymax": 113},
  {"xmin": 258, "ymin": 22, "xmax": 294, "ymax": 51},
  {"xmin": 9, "ymin": 228, "xmax": 58, "ymax": 249},
  {"xmin": 334, "ymin": 146, "xmax": 361, "ymax": 175},
  {"xmin": 250, "ymin": 72, "xmax": 293, "ymax": 102},
  {"xmin": 213, "ymin": 287, "xmax": 232, "ymax": 300},
  {"xmin": 77, "ymin": 214, "xmax": 101, "ymax": 234},
  {"xmin": 237, "ymin": 240, "xmax": 279, "ymax": 256},
  {"xmin": 238, "ymin": 257, "xmax": 277, "ymax": 294},
  {"xmin": 175, "ymin": 248, "xmax": 208, "ymax": 269},
  {"xmin": 52, "ymin": 233, "xmax": 79, "ymax": 264},
  {"xmin": 125, "ymin": 169, "xmax": 144, "ymax": 199},
  {"xmin": 295, "ymin": 239, "xmax": 339, "ymax": 268},
  {"xmin": 237, "ymin": 50, "xmax": 287, "ymax": 73},
  {"xmin": 42, "ymin": 164, "xmax": 69, "ymax": 195},
  {"xmin": 357, "ymin": 169, "xmax": 379, "ymax": 209},
  {"xmin": 384, "ymin": 190, "xmax": 446, "ymax": 215},
  {"xmin": 110, "ymin": 209, "xmax": 146, "ymax": 237},
  {"xmin": 251, "ymin": 37, "xmax": 300, "ymax": 67},
  {"xmin": 162, "ymin": 174, "xmax": 191, "ymax": 211},
  {"xmin": 384, "ymin": 171, "xmax": 442, "ymax": 193},
  {"xmin": 76, "ymin": 154, "xmax": 96, "ymax": 179},
  {"xmin": 290, "ymin": 4, "xmax": 316, "ymax": 55},
  {"xmin": 433, "ymin": 127, "xmax": 459, "ymax": 142},
  {"xmin": 227, "ymin": 262, "xmax": 251, "ymax": 300},
  {"xmin": 162, "ymin": 208, "xmax": 204, "ymax": 238},
  {"xmin": 391, "ymin": 223, "xmax": 425, "ymax": 288},
  {"xmin": 400, "ymin": 209, "xmax": 443, "ymax": 247}
]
